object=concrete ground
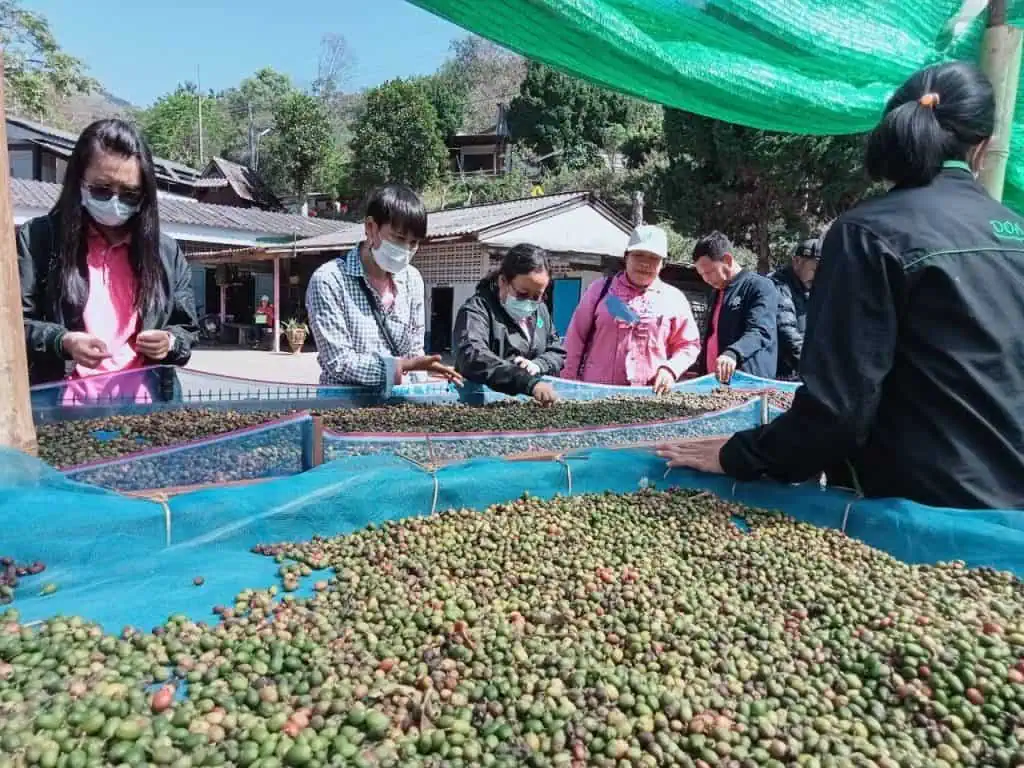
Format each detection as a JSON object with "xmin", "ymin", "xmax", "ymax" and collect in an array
[
  {"xmin": 187, "ymin": 348, "xmax": 323, "ymax": 384},
  {"xmin": 186, "ymin": 348, "xmax": 457, "ymax": 385}
]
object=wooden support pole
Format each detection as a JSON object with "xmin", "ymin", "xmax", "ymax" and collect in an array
[
  {"xmin": 979, "ymin": 0, "xmax": 1023, "ymax": 201},
  {"xmin": 309, "ymin": 415, "xmax": 324, "ymax": 468},
  {"xmin": 272, "ymin": 255, "xmax": 281, "ymax": 353},
  {"xmin": 0, "ymin": 52, "xmax": 39, "ymax": 457}
]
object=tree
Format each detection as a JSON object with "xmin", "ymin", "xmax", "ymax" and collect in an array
[
  {"xmin": 662, "ymin": 109, "xmax": 872, "ymax": 272},
  {"xmin": 507, "ymin": 61, "xmax": 658, "ymax": 171},
  {"xmin": 417, "ymin": 73, "xmax": 467, "ymax": 141},
  {"xmin": 349, "ymin": 79, "xmax": 448, "ymax": 193},
  {"xmin": 312, "ymin": 140, "xmax": 351, "ymax": 200},
  {"xmin": 312, "ymin": 33, "xmax": 355, "ymax": 106},
  {"xmin": 137, "ymin": 83, "xmax": 230, "ymax": 169},
  {"xmin": 219, "ymin": 67, "xmax": 294, "ymax": 167},
  {"xmin": 265, "ymin": 91, "xmax": 333, "ymax": 197},
  {"xmin": 442, "ymin": 36, "xmax": 524, "ymax": 132},
  {"xmin": 1, "ymin": 0, "xmax": 95, "ymax": 120}
]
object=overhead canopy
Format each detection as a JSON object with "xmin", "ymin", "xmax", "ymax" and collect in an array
[{"xmin": 408, "ymin": 0, "xmax": 1024, "ymax": 212}]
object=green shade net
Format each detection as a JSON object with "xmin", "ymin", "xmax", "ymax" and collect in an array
[{"xmin": 409, "ymin": 0, "xmax": 1024, "ymax": 213}]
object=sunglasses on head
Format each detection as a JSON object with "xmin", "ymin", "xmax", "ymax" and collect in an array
[{"xmin": 85, "ymin": 184, "xmax": 143, "ymax": 207}]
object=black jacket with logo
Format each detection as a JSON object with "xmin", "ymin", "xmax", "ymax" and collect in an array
[
  {"xmin": 17, "ymin": 213, "xmax": 199, "ymax": 385},
  {"xmin": 770, "ymin": 264, "xmax": 810, "ymax": 379},
  {"xmin": 721, "ymin": 167, "xmax": 1024, "ymax": 510},
  {"xmin": 453, "ymin": 278, "xmax": 566, "ymax": 396},
  {"xmin": 696, "ymin": 269, "xmax": 778, "ymax": 379}
]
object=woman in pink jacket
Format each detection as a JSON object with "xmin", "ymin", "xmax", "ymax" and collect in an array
[{"xmin": 562, "ymin": 225, "xmax": 700, "ymax": 393}]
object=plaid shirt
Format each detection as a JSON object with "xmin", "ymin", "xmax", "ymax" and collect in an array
[{"xmin": 306, "ymin": 245, "xmax": 425, "ymax": 388}]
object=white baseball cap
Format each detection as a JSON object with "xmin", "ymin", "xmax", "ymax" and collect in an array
[{"xmin": 625, "ymin": 225, "xmax": 668, "ymax": 260}]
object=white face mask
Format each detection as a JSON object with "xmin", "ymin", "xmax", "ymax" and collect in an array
[
  {"xmin": 371, "ymin": 238, "xmax": 415, "ymax": 274},
  {"xmin": 81, "ymin": 185, "xmax": 140, "ymax": 227}
]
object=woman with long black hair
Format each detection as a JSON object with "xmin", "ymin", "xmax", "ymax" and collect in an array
[
  {"xmin": 18, "ymin": 119, "xmax": 197, "ymax": 400},
  {"xmin": 660, "ymin": 61, "xmax": 1024, "ymax": 510}
]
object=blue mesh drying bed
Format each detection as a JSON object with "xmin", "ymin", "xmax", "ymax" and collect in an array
[
  {"xmin": 3, "ymin": 439, "xmax": 1022, "ymax": 633},
  {"xmin": 32, "ymin": 367, "xmax": 799, "ymax": 422}
]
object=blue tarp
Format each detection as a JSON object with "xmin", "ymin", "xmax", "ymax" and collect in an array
[{"xmin": 3, "ymin": 440, "xmax": 1022, "ymax": 634}]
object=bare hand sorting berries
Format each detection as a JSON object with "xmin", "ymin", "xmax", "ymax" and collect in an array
[{"xmin": 135, "ymin": 330, "xmax": 175, "ymax": 361}]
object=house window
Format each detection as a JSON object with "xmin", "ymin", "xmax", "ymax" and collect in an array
[
  {"xmin": 40, "ymin": 152, "xmax": 64, "ymax": 183},
  {"xmin": 9, "ymin": 148, "xmax": 33, "ymax": 179}
]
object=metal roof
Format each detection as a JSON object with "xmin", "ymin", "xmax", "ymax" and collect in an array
[
  {"xmin": 288, "ymin": 192, "xmax": 613, "ymax": 252},
  {"xmin": 10, "ymin": 178, "xmax": 350, "ymax": 238},
  {"xmin": 6, "ymin": 116, "xmax": 202, "ymax": 181},
  {"xmin": 200, "ymin": 157, "xmax": 281, "ymax": 209},
  {"xmin": 192, "ymin": 178, "xmax": 230, "ymax": 189}
]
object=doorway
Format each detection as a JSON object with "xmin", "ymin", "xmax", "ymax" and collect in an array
[
  {"xmin": 429, "ymin": 286, "xmax": 455, "ymax": 354},
  {"xmin": 552, "ymin": 278, "xmax": 582, "ymax": 338}
]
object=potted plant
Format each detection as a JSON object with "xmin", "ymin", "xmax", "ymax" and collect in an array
[{"xmin": 283, "ymin": 319, "xmax": 309, "ymax": 354}]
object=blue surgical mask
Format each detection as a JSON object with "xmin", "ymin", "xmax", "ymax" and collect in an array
[
  {"xmin": 81, "ymin": 185, "xmax": 140, "ymax": 227},
  {"xmin": 504, "ymin": 296, "xmax": 539, "ymax": 321}
]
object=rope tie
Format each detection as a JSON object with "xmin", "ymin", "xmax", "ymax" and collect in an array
[
  {"xmin": 151, "ymin": 493, "xmax": 172, "ymax": 546},
  {"xmin": 429, "ymin": 469, "xmax": 440, "ymax": 517},
  {"xmin": 839, "ymin": 460, "xmax": 865, "ymax": 534},
  {"xmin": 840, "ymin": 501, "xmax": 854, "ymax": 534},
  {"xmin": 555, "ymin": 456, "xmax": 573, "ymax": 496}
]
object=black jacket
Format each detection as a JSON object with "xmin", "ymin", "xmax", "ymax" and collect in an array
[
  {"xmin": 697, "ymin": 269, "xmax": 778, "ymax": 378},
  {"xmin": 18, "ymin": 213, "xmax": 199, "ymax": 385},
  {"xmin": 721, "ymin": 166, "xmax": 1024, "ymax": 510},
  {"xmin": 770, "ymin": 264, "xmax": 810, "ymax": 379},
  {"xmin": 453, "ymin": 278, "xmax": 566, "ymax": 396}
]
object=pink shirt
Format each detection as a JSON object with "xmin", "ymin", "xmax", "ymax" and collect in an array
[
  {"xmin": 562, "ymin": 273, "xmax": 700, "ymax": 386},
  {"xmin": 62, "ymin": 229, "xmax": 151, "ymax": 405},
  {"xmin": 366, "ymin": 271, "xmax": 405, "ymax": 384},
  {"xmin": 705, "ymin": 292, "xmax": 725, "ymax": 371},
  {"xmin": 367, "ymin": 272, "xmax": 396, "ymax": 312}
]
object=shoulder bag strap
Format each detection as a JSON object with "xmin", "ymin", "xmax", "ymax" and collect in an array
[
  {"xmin": 355, "ymin": 273, "xmax": 402, "ymax": 358},
  {"xmin": 577, "ymin": 274, "xmax": 615, "ymax": 378}
]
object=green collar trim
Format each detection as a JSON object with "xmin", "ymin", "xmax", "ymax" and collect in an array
[{"xmin": 942, "ymin": 160, "xmax": 973, "ymax": 173}]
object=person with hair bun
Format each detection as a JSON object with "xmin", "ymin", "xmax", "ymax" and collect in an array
[
  {"xmin": 660, "ymin": 61, "xmax": 1024, "ymax": 510},
  {"xmin": 453, "ymin": 244, "xmax": 565, "ymax": 404}
]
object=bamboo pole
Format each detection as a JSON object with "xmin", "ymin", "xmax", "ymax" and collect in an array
[
  {"xmin": 979, "ymin": 0, "xmax": 1023, "ymax": 201},
  {"xmin": 0, "ymin": 52, "xmax": 39, "ymax": 456}
]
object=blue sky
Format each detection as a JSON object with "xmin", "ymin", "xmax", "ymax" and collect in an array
[{"xmin": 24, "ymin": 0, "xmax": 466, "ymax": 106}]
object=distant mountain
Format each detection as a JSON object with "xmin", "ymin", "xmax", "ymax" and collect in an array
[{"xmin": 55, "ymin": 89, "xmax": 135, "ymax": 131}]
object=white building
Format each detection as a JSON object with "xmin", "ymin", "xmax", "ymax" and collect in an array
[{"xmin": 193, "ymin": 192, "xmax": 635, "ymax": 353}]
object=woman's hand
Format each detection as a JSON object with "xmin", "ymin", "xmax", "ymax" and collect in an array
[
  {"xmin": 531, "ymin": 381, "xmax": 557, "ymax": 406},
  {"xmin": 62, "ymin": 332, "xmax": 111, "ymax": 368},
  {"xmin": 514, "ymin": 356, "xmax": 542, "ymax": 376},
  {"xmin": 136, "ymin": 330, "xmax": 174, "ymax": 361},
  {"xmin": 652, "ymin": 367, "xmax": 676, "ymax": 395},
  {"xmin": 656, "ymin": 436, "xmax": 730, "ymax": 474}
]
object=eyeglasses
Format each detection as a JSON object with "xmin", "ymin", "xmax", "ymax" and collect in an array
[{"xmin": 85, "ymin": 184, "xmax": 143, "ymax": 207}]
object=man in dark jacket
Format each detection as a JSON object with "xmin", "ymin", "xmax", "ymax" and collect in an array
[
  {"xmin": 770, "ymin": 238, "xmax": 820, "ymax": 379},
  {"xmin": 454, "ymin": 245, "xmax": 566, "ymax": 403},
  {"xmin": 692, "ymin": 232, "xmax": 778, "ymax": 382}
]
